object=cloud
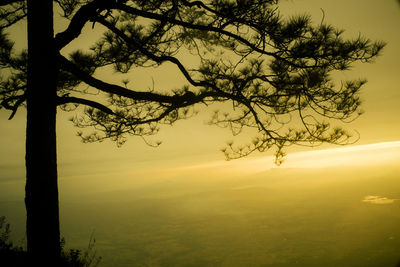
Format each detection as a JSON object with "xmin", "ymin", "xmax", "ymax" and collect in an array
[{"xmin": 362, "ymin": 195, "xmax": 397, "ymax": 204}]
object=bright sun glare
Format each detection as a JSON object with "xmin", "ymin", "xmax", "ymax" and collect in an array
[
  {"xmin": 282, "ymin": 141, "xmax": 400, "ymax": 169},
  {"xmin": 176, "ymin": 141, "xmax": 400, "ymax": 174}
]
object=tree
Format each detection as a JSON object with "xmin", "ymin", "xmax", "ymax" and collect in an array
[{"xmin": 0, "ymin": 0, "xmax": 384, "ymax": 263}]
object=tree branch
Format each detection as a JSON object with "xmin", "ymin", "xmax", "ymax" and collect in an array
[
  {"xmin": 0, "ymin": 0, "xmax": 23, "ymax": 6},
  {"xmin": 0, "ymin": 94, "xmax": 25, "ymax": 119},
  {"xmin": 58, "ymin": 54, "xmax": 221, "ymax": 105},
  {"xmin": 97, "ymin": 17, "xmax": 209, "ymax": 88},
  {"xmin": 59, "ymin": 54, "xmax": 176, "ymax": 103},
  {"xmin": 115, "ymin": 3, "xmax": 280, "ymax": 58},
  {"xmin": 56, "ymin": 95, "xmax": 114, "ymax": 115},
  {"xmin": 54, "ymin": 0, "xmax": 117, "ymax": 50}
]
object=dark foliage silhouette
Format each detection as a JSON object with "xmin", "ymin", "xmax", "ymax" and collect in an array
[
  {"xmin": 0, "ymin": 216, "xmax": 101, "ymax": 267},
  {"xmin": 0, "ymin": 216, "xmax": 27, "ymax": 266},
  {"xmin": 0, "ymin": 0, "xmax": 384, "ymax": 264}
]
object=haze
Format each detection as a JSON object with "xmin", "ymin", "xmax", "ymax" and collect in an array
[{"xmin": 1, "ymin": 0, "xmax": 400, "ymax": 266}]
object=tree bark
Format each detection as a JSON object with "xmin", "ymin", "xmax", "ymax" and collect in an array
[{"xmin": 25, "ymin": 0, "xmax": 60, "ymax": 263}]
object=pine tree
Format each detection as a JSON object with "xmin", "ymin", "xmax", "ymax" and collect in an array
[{"xmin": 0, "ymin": 0, "xmax": 384, "ymax": 262}]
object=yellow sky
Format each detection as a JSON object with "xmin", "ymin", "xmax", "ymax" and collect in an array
[{"xmin": 0, "ymin": 0, "xmax": 400, "ymax": 185}]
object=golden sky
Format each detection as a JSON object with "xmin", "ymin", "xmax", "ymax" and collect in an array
[
  {"xmin": 0, "ymin": 0, "xmax": 400, "ymax": 187},
  {"xmin": 1, "ymin": 4, "xmax": 400, "ymax": 265}
]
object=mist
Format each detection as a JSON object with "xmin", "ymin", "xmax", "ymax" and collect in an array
[{"xmin": 1, "ymin": 155, "xmax": 400, "ymax": 266}]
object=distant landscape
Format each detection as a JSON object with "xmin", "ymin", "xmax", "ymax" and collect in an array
[{"xmin": 1, "ymin": 162, "xmax": 400, "ymax": 267}]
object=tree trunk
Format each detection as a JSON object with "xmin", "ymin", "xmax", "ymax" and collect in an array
[{"xmin": 25, "ymin": 0, "xmax": 60, "ymax": 263}]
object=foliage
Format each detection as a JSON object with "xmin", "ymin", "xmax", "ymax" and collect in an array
[
  {"xmin": 60, "ymin": 234, "xmax": 102, "ymax": 267},
  {"xmin": 0, "ymin": 216, "xmax": 101, "ymax": 267},
  {"xmin": 0, "ymin": 1, "xmax": 385, "ymax": 163},
  {"xmin": 0, "ymin": 216, "xmax": 22, "ymax": 251}
]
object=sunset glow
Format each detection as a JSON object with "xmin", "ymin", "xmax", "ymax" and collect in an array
[
  {"xmin": 282, "ymin": 141, "xmax": 400, "ymax": 169},
  {"xmin": 1, "ymin": 0, "xmax": 400, "ymax": 266},
  {"xmin": 174, "ymin": 141, "xmax": 400, "ymax": 175}
]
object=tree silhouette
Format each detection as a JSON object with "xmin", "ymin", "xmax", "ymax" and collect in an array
[{"xmin": 0, "ymin": 0, "xmax": 384, "ymax": 264}]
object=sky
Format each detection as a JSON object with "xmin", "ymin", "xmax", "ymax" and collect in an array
[
  {"xmin": 0, "ymin": 2, "xmax": 399, "ymax": 186},
  {"xmin": 1, "ymin": 0, "xmax": 399, "ymax": 180},
  {"xmin": 64, "ymin": 0, "xmax": 398, "ymax": 161},
  {"xmin": 1, "ymin": 1, "xmax": 400, "ymax": 266}
]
